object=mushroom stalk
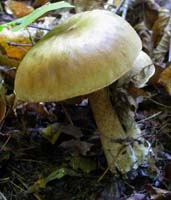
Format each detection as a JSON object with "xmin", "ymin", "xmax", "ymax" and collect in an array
[{"xmin": 89, "ymin": 88, "xmax": 137, "ymax": 173}]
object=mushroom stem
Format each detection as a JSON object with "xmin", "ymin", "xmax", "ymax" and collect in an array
[{"xmin": 89, "ymin": 88, "xmax": 137, "ymax": 173}]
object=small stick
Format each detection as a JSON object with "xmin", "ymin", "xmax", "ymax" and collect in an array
[
  {"xmin": 115, "ymin": 0, "xmax": 125, "ymax": 13},
  {"xmin": 7, "ymin": 42, "xmax": 33, "ymax": 47},
  {"xmin": 138, "ymin": 111, "xmax": 162, "ymax": 123},
  {"xmin": 122, "ymin": 0, "xmax": 130, "ymax": 19},
  {"xmin": 28, "ymin": 24, "xmax": 51, "ymax": 31}
]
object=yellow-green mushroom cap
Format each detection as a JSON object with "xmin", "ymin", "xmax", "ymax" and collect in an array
[{"xmin": 14, "ymin": 9, "xmax": 142, "ymax": 102}]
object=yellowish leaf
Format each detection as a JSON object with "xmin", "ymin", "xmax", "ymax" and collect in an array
[
  {"xmin": 0, "ymin": 29, "xmax": 32, "ymax": 60},
  {"xmin": 40, "ymin": 123, "xmax": 62, "ymax": 144}
]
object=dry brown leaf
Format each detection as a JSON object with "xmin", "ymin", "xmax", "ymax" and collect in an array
[
  {"xmin": 128, "ymin": 83, "xmax": 148, "ymax": 98},
  {"xmin": 0, "ymin": 29, "xmax": 32, "ymax": 60},
  {"xmin": 158, "ymin": 64, "xmax": 171, "ymax": 95},
  {"xmin": 153, "ymin": 10, "xmax": 171, "ymax": 64},
  {"xmin": 6, "ymin": 0, "xmax": 34, "ymax": 18},
  {"xmin": 135, "ymin": 22, "xmax": 153, "ymax": 56},
  {"xmin": 144, "ymin": 1, "xmax": 159, "ymax": 28},
  {"xmin": 148, "ymin": 65, "xmax": 164, "ymax": 85},
  {"xmin": 152, "ymin": 9, "xmax": 170, "ymax": 47},
  {"xmin": 128, "ymin": 0, "xmax": 159, "ymax": 28}
]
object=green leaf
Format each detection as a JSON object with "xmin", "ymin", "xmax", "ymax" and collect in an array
[
  {"xmin": 0, "ymin": 1, "xmax": 74, "ymax": 32},
  {"xmin": 40, "ymin": 123, "xmax": 62, "ymax": 144},
  {"xmin": 28, "ymin": 168, "xmax": 79, "ymax": 192}
]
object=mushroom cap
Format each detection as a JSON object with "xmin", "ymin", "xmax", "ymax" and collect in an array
[
  {"xmin": 118, "ymin": 51, "xmax": 155, "ymax": 88},
  {"xmin": 131, "ymin": 51, "xmax": 155, "ymax": 88},
  {"xmin": 14, "ymin": 9, "xmax": 142, "ymax": 102}
]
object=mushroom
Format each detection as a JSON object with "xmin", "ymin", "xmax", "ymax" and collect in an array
[{"xmin": 14, "ymin": 10, "xmax": 142, "ymax": 173}]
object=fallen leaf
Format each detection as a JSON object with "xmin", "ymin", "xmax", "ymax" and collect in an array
[
  {"xmin": 6, "ymin": 0, "xmax": 34, "ymax": 18},
  {"xmin": 148, "ymin": 65, "xmax": 164, "ymax": 85},
  {"xmin": 135, "ymin": 22, "xmax": 153, "ymax": 56},
  {"xmin": 28, "ymin": 168, "xmax": 78, "ymax": 192},
  {"xmin": 62, "ymin": 124, "xmax": 83, "ymax": 139},
  {"xmin": 0, "ymin": 28, "xmax": 32, "ymax": 60},
  {"xmin": 153, "ymin": 10, "xmax": 171, "ymax": 64},
  {"xmin": 158, "ymin": 64, "xmax": 171, "ymax": 95},
  {"xmin": 128, "ymin": 83, "xmax": 148, "ymax": 98},
  {"xmin": 40, "ymin": 123, "xmax": 62, "ymax": 144},
  {"xmin": 152, "ymin": 8, "xmax": 170, "ymax": 47}
]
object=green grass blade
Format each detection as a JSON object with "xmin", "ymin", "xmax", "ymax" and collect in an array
[{"xmin": 0, "ymin": 1, "xmax": 74, "ymax": 32}]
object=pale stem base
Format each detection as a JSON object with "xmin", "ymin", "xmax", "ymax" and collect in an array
[{"xmin": 89, "ymin": 88, "xmax": 138, "ymax": 173}]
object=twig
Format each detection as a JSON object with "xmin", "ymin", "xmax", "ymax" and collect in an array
[
  {"xmin": 144, "ymin": 97, "xmax": 171, "ymax": 109},
  {"xmin": 61, "ymin": 104, "xmax": 74, "ymax": 126},
  {"xmin": 122, "ymin": 0, "xmax": 130, "ymax": 19},
  {"xmin": 10, "ymin": 181, "xmax": 25, "ymax": 192},
  {"xmin": 7, "ymin": 42, "xmax": 33, "ymax": 47},
  {"xmin": 28, "ymin": 24, "xmax": 51, "ymax": 31},
  {"xmin": 138, "ymin": 111, "xmax": 162, "ymax": 123},
  {"xmin": 0, "ymin": 192, "xmax": 7, "ymax": 200},
  {"xmin": 115, "ymin": 0, "xmax": 125, "ymax": 13},
  {"xmin": 97, "ymin": 144, "xmax": 126, "ymax": 182},
  {"xmin": 0, "ymin": 135, "xmax": 11, "ymax": 151}
]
